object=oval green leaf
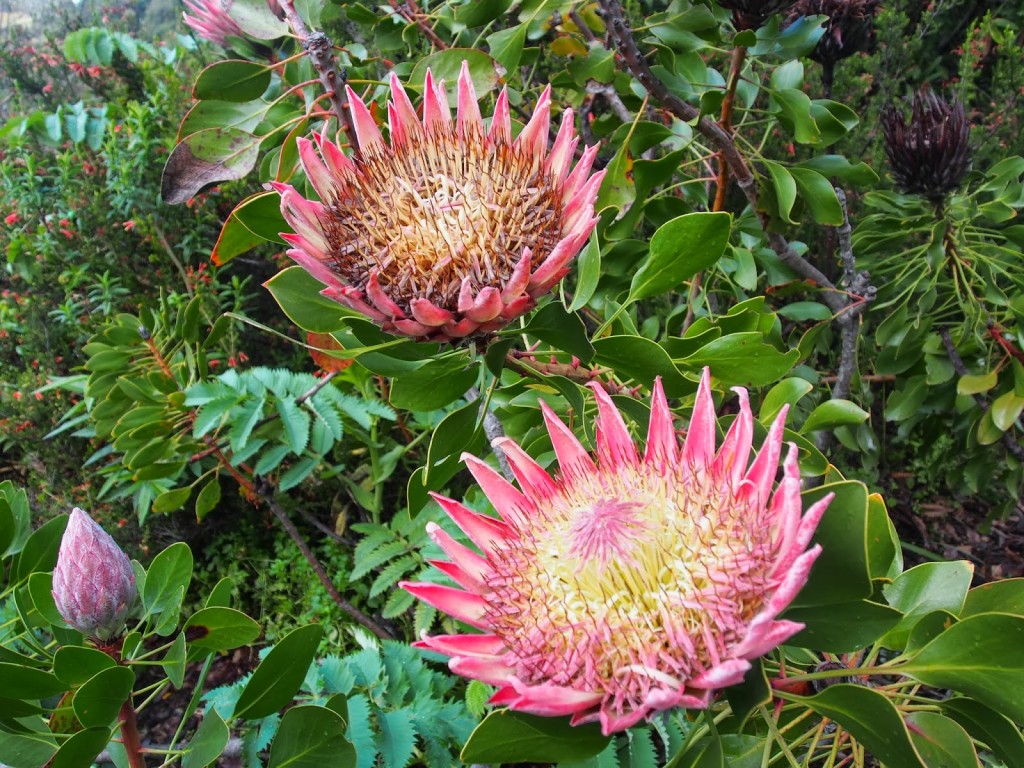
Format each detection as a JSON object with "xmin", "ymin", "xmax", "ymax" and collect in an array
[
  {"xmin": 267, "ymin": 705, "xmax": 357, "ymax": 768},
  {"xmin": 184, "ymin": 607, "xmax": 260, "ymax": 651},
  {"xmin": 234, "ymin": 624, "xmax": 323, "ymax": 721},
  {"xmin": 461, "ymin": 710, "xmax": 611, "ymax": 764},
  {"xmin": 72, "ymin": 666, "xmax": 134, "ymax": 728},
  {"xmin": 628, "ymin": 212, "xmax": 732, "ymax": 302}
]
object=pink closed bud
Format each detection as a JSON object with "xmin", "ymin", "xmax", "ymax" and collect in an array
[{"xmin": 52, "ymin": 508, "xmax": 137, "ymax": 639}]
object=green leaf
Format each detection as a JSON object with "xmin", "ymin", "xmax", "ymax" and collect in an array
[
  {"xmin": 790, "ymin": 168, "xmax": 843, "ymax": 225},
  {"xmin": 211, "ymin": 191, "xmax": 287, "ymax": 265},
  {"xmin": 763, "ymin": 160, "xmax": 798, "ymax": 223},
  {"xmin": 788, "ymin": 684, "xmax": 924, "ymax": 767},
  {"xmin": 184, "ymin": 607, "xmax": 261, "ymax": 651},
  {"xmin": 991, "ymin": 390, "xmax": 1024, "ymax": 431},
  {"xmin": 957, "ymin": 371, "xmax": 998, "ymax": 396},
  {"xmin": 485, "ymin": 24, "xmax": 528, "ymax": 72},
  {"xmin": 194, "ymin": 478, "xmax": 222, "ymax": 522},
  {"xmin": 376, "ymin": 709, "xmax": 416, "ymax": 768},
  {"xmin": 796, "ymin": 155, "xmax": 879, "ymax": 185},
  {"xmin": 0, "ymin": 664, "xmax": 67, "ymax": 699},
  {"xmin": 408, "ymin": 49, "xmax": 501, "ymax": 101},
  {"xmin": 227, "ymin": 0, "xmax": 288, "ymax": 38},
  {"xmin": 455, "ymin": 0, "xmax": 515, "ymax": 26},
  {"xmin": 760, "ymin": 377, "xmax": 813, "ymax": 422},
  {"xmin": 628, "ymin": 212, "xmax": 732, "ymax": 302},
  {"xmin": 899, "ymin": 614, "xmax": 1024, "ymax": 723},
  {"xmin": 234, "ymin": 624, "xmax": 323, "ymax": 720},
  {"xmin": 960, "ymin": 578, "xmax": 1024, "ymax": 618},
  {"xmin": 0, "ymin": 727, "xmax": 57, "ymax": 768},
  {"xmin": 14, "ymin": 514, "xmax": 67, "ymax": 582},
  {"xmin": 425, "ymin": 400, "xmax": 479, "ymax": 481},
  {"xmin": 267, "ymin": 705, "xmax": 356, "ymax": 768},
  {"xmin": 277, "ymin": 396, "xmax": 312, "ymax": 455},
  {"xmin": 182, "ymin": 708, "xmax": 230, "ymax": 768},
  {"xmin": 772, "ymin": 89, "xmax": 820, "ymax": 145},
  {"xmin": 193, "ymin": 60, "xmax": 271, "ymax": 102},
  {"xmin": 800, "ymin": 399, "xmax": 869, "ymax": 433},
  {"xmin": 461, "ymin": 710, "xmax": 611, "ymax": 764},
  {"xmin": 47, "ymin": 727, "xmax": 110, "ymax": 768},
  {"xmin": 153, "ymin": 485, "xmax": 193, "ymax": 514},
  {"xmin": 72, "ymin": 666, "xmax": 134, "ymax": 728},
  {"xmin": 592, "ymin": 336, "xmax": 692, "ymax": 397},
  {"xmin": 143, "ymin": 542, "xmax": 193, "ymax": 623},
  {"xmin": 265, "ymin": 267, "xmax": 351, "ymax": 333},
  {"xmin": 905, "ymin": 712, "xmax": 979, "ymax": 768},
  {"xmin": 390, "ymin": 359, "xmax": 479, "ymax": 411},
  {"xmin": 880, "ymin": 561, "xmax": 974, "ymax": 649},
  {"xmin": 679, "ymin": 333, "xmax": 799, "ymax": 387},
  {"xmin": 941, "ymin": 698, "xmax": 1024, "ymax": 768},
  {"xmin": 568, "ymin": 232, "xmax": 601, "ymax": 312},
  {"xmin": 53, "ymin": 647, "xmax": 116, "ymax": 686},
  {"xmin": 792, "ymin": 481, "xmax": 872, "ymax": 607},
  {"xmin": 786, "ymin": 599, "xmax": 902, "ymax": 653},
  {"xmin": 519, "ymin": 302, "xmax": 594, "ymax": 362}
]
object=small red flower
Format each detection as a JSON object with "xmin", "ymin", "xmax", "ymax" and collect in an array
[
  {"xmin": 122, "ymin": 220, "xmax": 136, "ymax": 231},
  {"xmin": 4, "ymin": 213, "xmax": 19, "ymax": 226},
  {"xmin": 12, "ymin": 392, "xmax": 22, "ymax": 400}
]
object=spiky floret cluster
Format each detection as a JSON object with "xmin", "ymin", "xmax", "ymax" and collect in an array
[
  {"xmin": 881, "ymin": 89, "xmax": 972, "ymax": 201},
  {"xmin": 275, "ymin": 62, "xmax": 605, "ymax": 342},
  {"xmin": 717, "ymin": 0, "xmax": 799, "ymax": 30},
  {"xmin": 402, "ymin": 370, "xmax": 831, "ymax": 735},
  {"xmin": 787, "ymin": 0, "xmax": 881, "ymax": 65},
  {"xmin": 52, "ymin": 508, "xmax": 137, "ymax": 640}
]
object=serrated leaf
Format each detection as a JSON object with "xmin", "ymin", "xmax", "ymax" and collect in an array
[
  {"xmin": 277, "ymin": 396, "xmax": 311, "ymax": 454},
  {"xmin": 377, "ymin": 709, "xmax": 417, "ymax": 768}
]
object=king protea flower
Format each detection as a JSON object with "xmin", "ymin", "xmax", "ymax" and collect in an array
[
  {"xmin": 274, "ymin": 62, "xmax": 605, "ymax": 342},
  {"xmin": 402, "ymin": 370, "xmax": 831, "ymax": 735},
  {"xmin": 52, "ymin": 508, "xmax": 137, "ymax": 640},
  {"xmin": 881, "ymin": 89, "xmax": 972, "ymax": 202}
]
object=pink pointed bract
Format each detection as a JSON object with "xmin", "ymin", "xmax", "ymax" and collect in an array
[
  {"xmin": 273, "ymin": 62, "xmax": 606, "ymax": 342},
  {"xmin": 401, "ymin": 369, "xmax": 832, "ymax": 735},
  {"xmin": 183, "ymin": 0, "xmax": 282, "ymax": 47},
  {"xmin": 52, "ymin": 508, "xmax": 137, "ymax": 640}
]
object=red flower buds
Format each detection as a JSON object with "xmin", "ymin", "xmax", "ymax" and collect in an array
[{"xmin": 52, "ymin": 508, "xmax": 137, "ymax": 639}]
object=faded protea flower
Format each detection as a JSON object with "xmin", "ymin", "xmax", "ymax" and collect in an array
[
  {"xmin": 402, "ymin": 370, "xmax": 831, "ymax": 735},
  {"xmin": 183, "ymin": 0, "xmax": 282, "ymax": 47},
  {"xmin": 717, "ymin": 0, "xmax": 798, "ymax": 30},
  {"xmin": 274, "ymin": 62, "xmax": 605, "ymax": 342},
  {"xmin": 52, "ymin": 508, "xmax": 137, "ymax": 640},
  {"xmin": 786, "ymin": 0, "xmax": 881, "ymax": 66},
  {"xmin": 881, "ymin": 89, "xmax": 972, "ymax": 201}
]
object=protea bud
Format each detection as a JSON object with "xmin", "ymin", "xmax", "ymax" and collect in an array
[
  {"xmin": 717, "ymin": 0, "xmax": 799, "ymax": 30},
  {"xmin": 786, "ymin": 0, "xmax": 881, "ymax": 65},
  {"xmin": 52, "ymin": 508, "xmax": 137, "ymax": 640},
  {"xmin": 881, "ymin": 89, "xmax": 972, "ymax": 201},
  {"xmin": 274, "ymin": 62, "xmax": 605, "ymax": 343}
]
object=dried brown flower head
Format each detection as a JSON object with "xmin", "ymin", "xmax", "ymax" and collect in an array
[
  {"xmin": 787, "ymin": 0, "xmax": 881, "ymax": 65},
  {"xmin": 881, "ymin": 89, "xmax": 972, "ymax": 201},
  {"xmin": 717, "ymin": 0, "xmax": 800, "ymax": 30}
]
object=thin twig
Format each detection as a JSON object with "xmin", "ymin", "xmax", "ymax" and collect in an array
[
  {"xmin": 386, "ymin": 0, "xmax": 448, "ymax": 50},
  {"xmin": 466, "ymin": 386, "xmax": 514, "ymax": 482},
  {"xmin": 832, "ymin": 187, "xmax": 870, "ymax": 403},
  {"xmin": 150, "ymin": 221, "xmax": 194, "ymax": 299}
]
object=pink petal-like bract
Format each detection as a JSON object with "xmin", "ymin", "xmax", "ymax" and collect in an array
[
  {"xmin": 274, "ymin": 62, "xmax": 605, "ymax": 342},
  {"xmin": 403, "ymin": 370, "xmax": 830, "ymax": 735},
  {"xmin": 183, "ymin": 0, "xmax": 282, "ymax": 47},
  {"xmin": 52, "ymin": 508, "xmax": 137, "ymax": 640}
]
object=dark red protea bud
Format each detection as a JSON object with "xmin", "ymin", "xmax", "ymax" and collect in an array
[
  {"xmin": 52, "ymin": 508, "xmax": 137, "ymax": 639},
  {"xmin": 881, "ymin": 89, "xmax": 972, "ymax": 201},
  {"xmin": 717, "ymin": 0, "xmax": 799, "ymax": 30},
  {"xmin": 786, "ymin": 0, "xmax": 881, "ymax": 65}
]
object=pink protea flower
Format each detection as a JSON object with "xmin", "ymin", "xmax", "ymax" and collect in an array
[
  {"xmin": 52, "ymin": 508, "xmax": 137, "ymax": 640},
  {"xmin": 273, "ymin": 62, "xmax": 605, "ymax": 342},
  {"xmin": 401, "ymin": 370, "xmax": 832, "ymax": 735},
  {"xmin": 183, "ymin": 0, "xmax": 282, "ymax": 47}
]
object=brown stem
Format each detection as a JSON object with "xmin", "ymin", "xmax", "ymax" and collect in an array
[
  {"xmin": 118, "ymin": 700, "xmax": 146, "ymax": 768},
  {"xmin": 386, "ymin": 0, "xmax": 448, "ymax": 50},
  {"xmin": 504, "ymin": 352, "xmax": 626, "ymax": 394},
  {"xmin": 279, "ymin": 0, "xmax": 359, "ymax": 156},
  {"xmin": 989, "ymin": 323, "xmax": 1024, "ymax": 368}
]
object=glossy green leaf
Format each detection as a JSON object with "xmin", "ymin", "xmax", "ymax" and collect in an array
[
  {"xmin": 957, "ymin": 371, "xmax": 998, "ymax": 396},
  {"xmin": 772, "ymin": 89, "xmax": 820, "ymax": 145},
  {"xmin": 0, "ymin": 664, "xmax": 67, "ymax": 699},
  {"xmin": 193, "ymin": 60, "xmax": 271, "ymax": 102},
  {"xmin": 800, "ymin": 399, "xmax": 870, "ymax": 433},
  {"xmin": 680, "ymin": 333, "xmax": 799, "ymax": 387},
  {"xmin": 425, "ymin": 399, "xmax": 479, "ymax": 481},
  {"xmin": 389, "ymin": 359, "xmax": 479, "ymax": 411},
  {"xmin": 461, "ymin": 710, "xmax": 611, "ymax": 764},
  {"xmin": 53, "ymin": 647, "xmax": 116, "ymax": 687},
  {"xmin": 14, "ymin": 514, "xmax": 67, "ymax": 582},
  {"xmin": 900, "ymin": 614, "xmax": 1024, "ymax": 723},
  {"xmin": 592, "ymin": 336, "xmax": 692, "ymax": 397},
  {"xmin": 520, "ymin": 302, "xmax": 594, "ymax": 363},
  {"xmin": 265, "ymin": 267, "xmax": 351, "ymax": 333},
  {"xmin": 760, "ymin": 377, "xmax": 813, "ymax": 422},
  {"xmin": 194, "ymin": 478, "xmax": 221, "ymax": 522},
  {"xmin": 795, "ymin": 155, "xmax": 879, "ymax": 185},
  {"xmin": 72, "ymin": 666, "xmax": 134, "ymax": 728},
  {"xmin": 0, "ymin": 727, "xmax": 58, "ymax": 768},
  {"xmin": 162, "ymin": 128, "xmax": 261, "ymax": 205},
  {"xmin": 568, "ymin": 232, "xmax": 602, "ymax": 312},
  {"xmin": 267, "ymin": 705, "xmax": 356, "ymax": 768},
  {"xmin": 880, "ymin": 561, "xmax": 974, "ymax": 649},
  {"xmin": 143, "ymin": 541, "xmax": 193, "ymax": 619},
  {"xmin": 792, "ymin": 481, "xmax": 872, "ymax": 606},
  {"xmin": 786, "ymin": 599, "xmax": 902, "ymax": 652},
  {"xmin": 455, "ymin": 0, "xmax": 515, "ymax": 26},
  {"xmin": 991, "ymin": 389, "xmax": 1024, "ymax": 431},
  {"xmin": 960, "ymin": 578, "xmax": 1024, "ymax": 618},
  {"xmin": 788, "ymin": 684, "xmax": 924, "ymax": 767},
  {"xmin": 153, "ymin": 485, "xmax": 192, "ymax": 514},
  {"xmin": 227, "ymin": 0, "xmax": 288, "ymax": 38},
  {"xmin": 628, "ymin": 212, "xmax": 732, "ymax": 302},
  {"xmin": 905, "ymin": 610, "xmax": 958, "ymax": 653},
  {"xmin": 162, "ymin": 632, "xmax": 187, "ymax": 689},
  {"xmin": 941, "ymin": 698, "xmax": 1024, "ymax": 768},
  {"xmin": 790, "ymin": 167, "xmax": 843, "ymax": 225},
  {"xmin": 184, "ymin": 607, "xmax": 260, "ymax": 651},
  {"xmin": 234, "ymin": 624, "xmax": 323, "ymax": 720},
  {"xmin": 905, "ymin": 712, "xmax": 979, "ymax": 768},
  {"xmin": 47, "ymin": 727, "xmax": 110, "ymax": 768},
  {"xmin": 764, "ymin": 160, "xmax": 798, "ymax": 222},
  {"xmin": 485, "ymin": 23, "xmax": 527, "ymax": 71},
  {"xmin": 26, "ymin": 572, "xmax": 64, "ymax": 627},
  {"xmin": 182, "ymin": 708, "xmax": 230, "ymax": 768}
]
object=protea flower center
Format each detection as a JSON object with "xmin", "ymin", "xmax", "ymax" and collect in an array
[
  {"xmin": 275, "ymin": 62, "xmax": 604, "ymax": 342},
  {"xmin": 403, "ymin": 370, "xmax": 831, "ymax": 734}
]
